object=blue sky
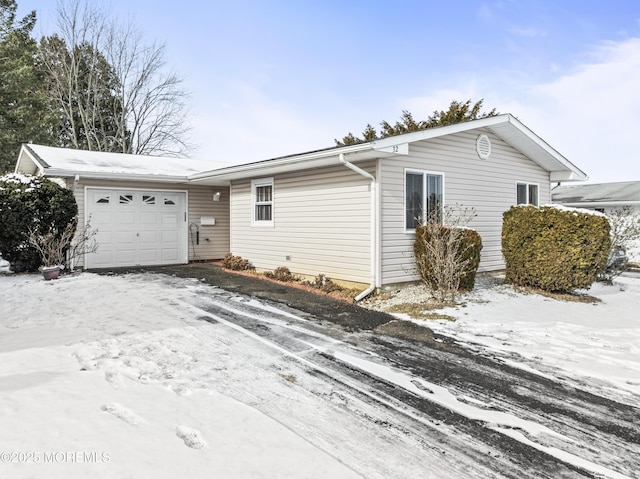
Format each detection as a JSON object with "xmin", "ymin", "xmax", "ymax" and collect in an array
[{"xmin": 18, "ymin": 1, "xmax": 640, "ymax": 183}]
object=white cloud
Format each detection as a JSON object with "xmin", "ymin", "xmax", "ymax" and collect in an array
[
  {"xmin": 190, "ymin": 84, "xmax": 338, "ymax": 165},
  {"xmin": 504, "ymin": 37, "xmax": 640, "ymax": 183}
]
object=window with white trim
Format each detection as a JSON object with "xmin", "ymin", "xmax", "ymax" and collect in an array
[
  {"xmin": 252, "ymin": 178, "xmax": 274, "ymax": 226},
  {"xmin": 516, "ymin": 182, "xmax": 539, "ymax": 206},
  {"xmin": 405, "ymin": 170, "xmax": 443, "ymax": 230}
]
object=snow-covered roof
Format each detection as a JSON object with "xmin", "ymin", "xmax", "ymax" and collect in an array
[
  {"xmin": 16, "ymin": 144, "xmax": 226, "ymax": 182},
  {"xmin": 552, "ymin": 181, "xmax": 640, "ymax": 206}
]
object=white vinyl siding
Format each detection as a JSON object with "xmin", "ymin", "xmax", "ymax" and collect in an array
[
  {"xmin": 380, "ymin": 128, "xmax": 550, "ymax": 285},
  {"xmin": 72, "ymin": 179, "xmax": 230, "ymax": 268},
  {"xmin": 231, "ymin": 163, "xmax": 374, "ymax": 284}
]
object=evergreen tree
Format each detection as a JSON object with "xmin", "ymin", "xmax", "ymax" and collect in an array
[
  {"xmin": 335, "ymin": 99, "xmax": 498, "ymax": 146},
  {"xmin": 0, "ymin": 0, "xmax": 55, "ymax": 173}
]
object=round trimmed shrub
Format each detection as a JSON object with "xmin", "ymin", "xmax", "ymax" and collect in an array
[
  {"xmin": 502, "ymin": 205, "xmax": 610, "ymax": 291},
  {"xmin": 0, "ymin": 173, "xmax": 78, "ymax": 272}
]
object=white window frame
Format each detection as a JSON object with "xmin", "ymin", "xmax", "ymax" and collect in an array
[
  {"xmin": 404, "ymin": 169, "xmax": 445, "ymax": 232},
  {"xmin": 516, "ymin": 181, "xmax": 539, "ymax": 206},
  {"xmin": 251, "ymin": 177, "xmax": 274, "ymax": 227}
]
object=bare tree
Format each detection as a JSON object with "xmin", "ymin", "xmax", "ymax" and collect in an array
[{"xmin": 38, "ymin": 0, "xmax": 191, "ymax": 156}]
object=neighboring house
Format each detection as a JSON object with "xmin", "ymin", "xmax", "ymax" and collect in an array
[
  {"xmin": 552, "ymin": 181, "xmax": 640, "ymax": 215},
  {"xmin": 552, "ymin": 181, "xmax": 640, "ymax": 262},
  {"xmin": 14, "ymin": 114, "xmax": 587, "ymax": 290}
]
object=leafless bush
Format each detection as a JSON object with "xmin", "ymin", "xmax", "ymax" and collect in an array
[
  {"xmin": 413, "ymin": 205, "xmax": 479, "ymax": 304},
  {"xmin": 67, "ymin": 220, "xmax": 99, "ymax": 270},
  {"xmin": 598, "ymin": 206, "xmax": 640, "ymax": 283},
  {"xmin": 27, "ymin": 219, "xmax": 98, "ymax": 270},
  {"xmin": 222, "ymin": 253, "xmax": 255, "ymax": 271},
  {"xmin": 265, "ymin": 266, "xmax": 296, "ymax": 282},
  {"xmin": 305, "ymin": 274, "xmax": 343, "ymax": 293},
  {"xmin": 27, "ymin": 223, "xmax": 75, "ymax": 268}
]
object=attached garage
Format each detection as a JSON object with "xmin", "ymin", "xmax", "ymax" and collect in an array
[
  {"xmin": 86, "ymin": 188, "xmax": 188, "ymax": 268},
  {"xmin": 14, "ymin": 144, "xmax": 231, "ymax": 270}
]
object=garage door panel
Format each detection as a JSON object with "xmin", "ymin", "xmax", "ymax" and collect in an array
[
  {"xmin": 116, "ymin": 231, "xmax": 137, "ymax": 244},
  {"xmin": 85, "ymin": 188, "xmax": 186, "ymax": 269},
  {"xmin": 91, "ymin": 211, "xmax": 113, "ymax": 226},
  {"xmin": 138, "ymin": 249, "xmax": 159, "ymax": 263},
  {"xmin": 139, "ymin": 231, "xmax": 160, "ymax": 244},
  {"xmin": 140, "ymin": 212, "xmax": 159, "ymax": 225},
  {"xmin": 162, "ymin": 230, "xmax": 178, "ymax": 242},
  {"xmin": 116, "ymin": 211, "xmax": 136, "ymax": 225},
  {"xmin": 162, "ymin": 213, "xmax": 179, "ymax": 227},
  {"xmin": 115, "ymin": 250, "xmax": 136, "ymax": 265},
  {"xmin": 161, "ymin": 248, "xmax": 179, "ymax": 261}
]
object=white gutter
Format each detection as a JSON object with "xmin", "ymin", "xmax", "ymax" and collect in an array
[
  {"xmin": 42, "ymin": 168, "xmax": 190, "ymax": 184},
  {"xmin": 339, "ymin": 153, "xmax": 378, "ymax": 302}
]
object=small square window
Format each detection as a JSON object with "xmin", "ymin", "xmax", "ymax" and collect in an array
[
  {"xmin": 142, "ymin": 195, "xmax": 155, "ymax": 205},
  {"xmin": 516, "ymin": 182, "xmax": 539, "ymax": 206},
  {"xmin": 119, "ymin": 194, "xmax": 133, "ymax": 204},
  {"xmin": 96, "ymin": 196, "xmax": 110, "ymax": 204}
]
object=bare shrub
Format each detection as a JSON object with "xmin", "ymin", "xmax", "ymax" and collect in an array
[
  {"xmin": 413, "ymin": 205, "xmax": 481, "ymax": 304},
  {"xmin": 598, "ymin": 206, "xmax": 640, "ymax": 283},
  {"xmin": 222, "ymin": 253, "xmax": 255, "ymax": 271},
  {"xmin": 306, "ymin": 273, "xmax": 342, "ymax": 293},
  {"xmin": 27, "ymin": 218, "xmax": 98, "ymax": 270},
  {"xmin": 265, "ymin": 266, "xmax": 296, "ymax": 282}
]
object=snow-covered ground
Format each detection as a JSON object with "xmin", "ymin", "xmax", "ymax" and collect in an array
[
  {"xmin": 376, "ymin": 273, "xmax": 640, "ymax": 407},
  {"xmin": 1, "ymin": 268, "xmax": 639, "ymax": 478}
]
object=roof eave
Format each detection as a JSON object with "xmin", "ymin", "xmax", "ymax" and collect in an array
[
  {"xmin": 189, "ymin": 142, "xmax": 376, "ymax": 183},
  {"xmin": 42, "ymin": 168, "xmax": 191, "ymax": 184}
]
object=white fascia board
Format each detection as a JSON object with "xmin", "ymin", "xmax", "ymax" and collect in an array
[
  {"xmin": 502, "ymin": 116, "xmax": 588, "ymax": 180},
  {"xmin": 371, "ymin": 114, "xmax": 513, "ymax": 149},
  {"xmin": 550, "ymin": 170, "xmax": 589, "ymax": 182},
  {"xmin": 188, "ymin": 142, "xmax": 374, "ymax": 182},
  {"xmin": 42, "ymin": 168, "xmax": 190, "ymax": 184}
]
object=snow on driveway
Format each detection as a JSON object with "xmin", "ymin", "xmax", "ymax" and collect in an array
[
  {"xmin": 1, "ymin": 271, "xmax": 639, "ymax": 478},
  {"xmin": 0, "ymin": 272, "xmax": 483, "ymax": 479}
]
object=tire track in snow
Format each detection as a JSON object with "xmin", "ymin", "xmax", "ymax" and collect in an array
[{"xmin": 184, "ymin": 294, "xmax": 636, "ymax": 478}]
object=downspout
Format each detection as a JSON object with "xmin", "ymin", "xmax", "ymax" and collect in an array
[
  {"xmin": 71, "ymin": 174, "xmax": 80, "ymax": 192},
  {"xmin": 339, "ymin": 153, "xmax": 378, "ymax": 302}
]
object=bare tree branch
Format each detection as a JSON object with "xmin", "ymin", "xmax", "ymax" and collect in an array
[{"xmin": 38, "ymin": 0, "xmax": 192, "ymax": 156}]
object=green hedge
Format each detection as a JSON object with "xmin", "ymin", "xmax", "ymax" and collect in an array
[
  {"xmin": 414, "ymin": 225, "xmax": 483, "ymax": 293},
  {"xmin": 0, "ymin": 173, "xmax": 78, "ymax": 272},
  {"xmin": 502, "ymin": 205, "xmax": 610, "ymax": 291}
]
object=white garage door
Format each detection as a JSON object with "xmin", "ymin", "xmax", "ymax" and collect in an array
[{"xmin": 86, "ymin": 188, "xmax": 187, "ymax": 269}]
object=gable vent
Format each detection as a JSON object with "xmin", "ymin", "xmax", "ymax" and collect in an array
[{"xmin": 476, "ymin": 134, "xmax": 491, "ymax": 160}]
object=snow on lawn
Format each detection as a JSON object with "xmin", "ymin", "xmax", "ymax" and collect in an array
[
  {"xmin": 0, "ymin": 273, "xmax": 364, "ymax": 478},
  {"xmin": 0, "ymin": 272, "xmax": 485, "ymax": 479},
  {"xmin": 406, "ymin": 274, "xmax": 640, "ymax": 406}
]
